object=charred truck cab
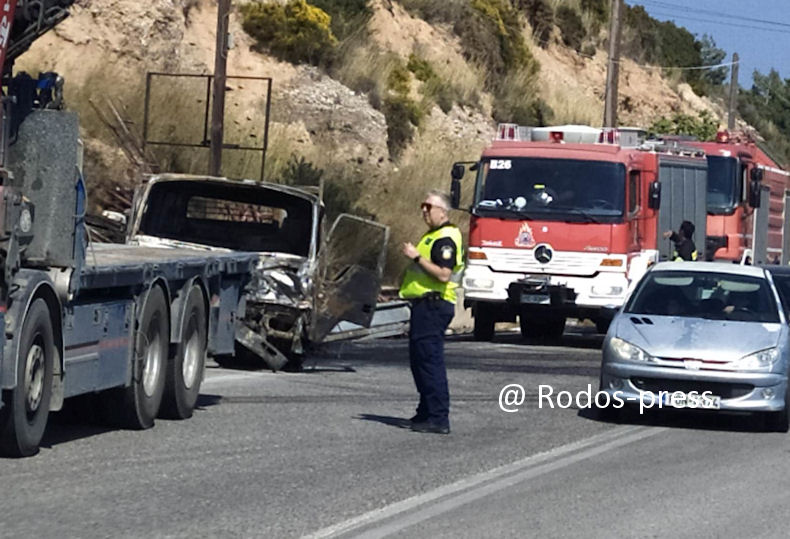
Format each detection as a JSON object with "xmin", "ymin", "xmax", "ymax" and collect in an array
[
  {"xmin": 128, "ymin": 174, "xmax": 388, "ymax": 370},
  {"xmin": 452, "ymin": 125, "xmax": 708, "ymax": 341},
  {"xmin": 686, "ymin": 131, "xmax": 790, "ymax": 264}
]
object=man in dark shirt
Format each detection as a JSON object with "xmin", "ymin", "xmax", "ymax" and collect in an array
[{"xmin": 663, "ymin": 220, "xmax": 697, "ymax": 261}]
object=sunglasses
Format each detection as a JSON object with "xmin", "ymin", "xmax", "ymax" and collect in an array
[{"xmin": 421, "ymin": 202, "xmax": 446, "ymax": 212}]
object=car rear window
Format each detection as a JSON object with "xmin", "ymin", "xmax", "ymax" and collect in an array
[{"xmin": 625, "ymin": 270, "xmax": 780, "ymax": 323}]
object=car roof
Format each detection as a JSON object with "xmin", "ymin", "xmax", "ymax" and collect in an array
[
  {"xmin": 761, "ymin": 264, "xmax": 790, "ymax": 276},
  {"xmin": 650, "ymin": 261, "xmax": 768, "ymax": 279}
]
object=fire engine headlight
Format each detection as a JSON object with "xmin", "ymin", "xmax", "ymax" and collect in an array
[
  {"xmin": 609, "ymin": 337, "xmax": 656, "ymax": 363},
  {"xmin": 733, "ymin": 347, "xmax": 779, "ymax": 370},
  {"xmin": 591, "ymin": 285, "xmax": 624, "ymax": 297},
  {"xmin": 464, "ymin": 278, "xmax": 494, "ymax": 289}
]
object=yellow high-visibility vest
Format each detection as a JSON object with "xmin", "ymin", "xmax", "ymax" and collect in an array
[{"xmin": 399, "ymin": 224, "xmax": 464, "ymax": 304}]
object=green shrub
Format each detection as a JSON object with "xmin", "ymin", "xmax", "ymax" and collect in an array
[
  {"xmin": 492, "ymin": 68, "xmax": 553, "ymax": 126},
  {"xmin": 649, "ymin": 110, "xmax": 718, "ymax": 141},
  {"xmin": 308, "ymin": 0, "xmax": 372, "ymax": 40},
  {"xmin": 383, "ymin": 95, "xmax": 423, "ymax": 159},
  {"xmin": 516, "ymin": 0, "xmax": 553, "ymax": 47},
  {"xmin": 580, "ymin": 0, "xmax": 607, "ymax": 25},
  {"xmin": 387, "ymin": 62, "xmax": 411, "ymax": 96},
  {"xmin": 556, "ymin": 5, "xmax": 584, "ymax": 52},
  {"xmin": 407, "ymin": 54, "xmax": 436, "ymax": 82},
  {"xmin": 241, "ymin": 0, "xmax": 337, "ymax": 65}
]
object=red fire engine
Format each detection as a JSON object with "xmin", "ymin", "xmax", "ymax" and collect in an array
[
  {"xmin": 686, "ymin": 130, "xmax": 790, "ymax": 264},
  {"xmin": 450, "ymin": 124, "xmax": 708, "ymax": 341}
]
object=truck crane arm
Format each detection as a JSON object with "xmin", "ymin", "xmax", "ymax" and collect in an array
[{"xmin": 1, "ymin": 0, "xmax": 77, "ymax": 76}]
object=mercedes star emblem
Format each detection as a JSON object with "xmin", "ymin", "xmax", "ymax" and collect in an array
[{"xmin": 534, "ymin": 244, "xmax": 553, "ymax": 264}]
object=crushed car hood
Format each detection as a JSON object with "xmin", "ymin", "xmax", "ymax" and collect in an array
[{"xmin": 614, "ymin": 314, "xmax": 783, "ymax": 362}]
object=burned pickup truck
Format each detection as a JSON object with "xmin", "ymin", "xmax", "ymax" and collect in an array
[{"xmin": 125, "ymin": 174, "xmax": 389, "ymax": 370}]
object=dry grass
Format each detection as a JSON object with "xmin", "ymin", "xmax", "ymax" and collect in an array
[
  {"xmin": 362, "ymin": 133, "xmax": 484, "ymax": 285},
  {"xmin": 542, "ymin": 83, "xmax": 602, "ymax": 125},
  {"xmin": 332, "ymin": 40, "xmax": 405, "ymax": 108}
]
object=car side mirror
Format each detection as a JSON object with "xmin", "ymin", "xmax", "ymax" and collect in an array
[
  {"xmin": 750, "ymin": 167, "xmax": 763, "ymax": 182},
  {"xmin": 648, "ymin": 180, "xmax": 661, "ymax": 210},
  {"xmin": 451, "ymin": 163, "xmax": 465, "ymax": 180}
]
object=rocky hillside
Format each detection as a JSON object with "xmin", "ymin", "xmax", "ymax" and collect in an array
[{"xmin": 14, "ymin": 0, "xmax": 733, "ymax": 280}]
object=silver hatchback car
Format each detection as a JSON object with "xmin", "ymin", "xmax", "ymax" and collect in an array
[{"xmin": 599, "ymin": 261, "xmax": 789, "ymax": 431}]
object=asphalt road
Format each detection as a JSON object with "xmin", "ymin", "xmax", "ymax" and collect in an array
[{"xmin": 1, "ymin": 327, "xmax": 787, "ymax": 538}]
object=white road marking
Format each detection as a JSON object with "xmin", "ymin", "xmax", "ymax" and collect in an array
[{"xmin": 306, "ymin": 425, "xmax": 663, "ymax": 539}]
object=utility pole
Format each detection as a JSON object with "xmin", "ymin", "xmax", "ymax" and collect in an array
[
  {"xmin": 603, "ymin": 0, "xmax": 623, "ymax": 127},
  {"xmin": 727, "ymin": 52, "xmax": 739, "ymax": 131},
  {"xmin": 210, "ymin": 0, "xmax": 231, "ymax": 177}
]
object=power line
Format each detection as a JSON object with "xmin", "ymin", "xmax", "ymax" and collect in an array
[
  {"xmin": 636, "ymin": 0, "xmax": 790, "ymax": 30},
  {"xmin": 644, "ymin": 8, "xmax": 790, "ymax": 35},
  {"xmin": 615, "ymin": 58, "xmax": 737, "ymax": 71},
  {"xmin": 547, "ymin": 38, "xmax": 737, "ymax": 71}
]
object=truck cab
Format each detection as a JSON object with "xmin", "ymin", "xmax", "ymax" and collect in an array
[
  {"xmin": 452, "ymin": 125, "xmax": 707, "ymax": 341},
  {"xmin": 127, "ymin": 174, "xmax": 389, "ymax": 369}
]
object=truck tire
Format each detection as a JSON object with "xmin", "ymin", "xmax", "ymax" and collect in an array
[
  {"xmin": 0, "ymin": 299, "xmax": 55, "ymax": 457},
  {"xmin": 595, "ymin": 318, "xmax": 611, "ymax": 335},
  {"xmin": 520, "ymin": 312, "xmax": 565, "ymax": 342},
  {"xmin": 120, "ymin": 286, "xmax": 169, "ymax": 429},
  {"xmin": 160, "ymin": 285, "xmax": 206, "ymax": 420},
  {"xmin": 473, "ymin": 304, "xmax": 496, "ymax": 341}
]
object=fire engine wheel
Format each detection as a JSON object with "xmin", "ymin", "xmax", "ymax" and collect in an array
[
  {"xmin": 0, "ymin": 299, "xmax": 55, "ymax": 458},
  {"xmin": 520, "ymin": 312, "xmax": 565, "ymax": 342},
  {"xmin": 473, "ymin": 305, "xmax": 496, "ymax": 341},
  {"xmin": 160, "ymin": 285, "xmax": 207, "ymax": 420},
  {"xmin": 121, "ymin": 286, "xmax": 169, "ymax": 430}
]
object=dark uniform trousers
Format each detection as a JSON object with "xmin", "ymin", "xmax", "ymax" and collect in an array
[{"xmin": 409, "ymin": 295, "xmax": 455, "ymax": 428}]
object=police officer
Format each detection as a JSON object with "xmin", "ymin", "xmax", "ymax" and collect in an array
[
  {"xmin": 663, "ymin": 220, "xmax": 698, "ymax": 261},
  {"xmin": 399, "ymin": 190, "xmax": 464, "ymax": 434}
]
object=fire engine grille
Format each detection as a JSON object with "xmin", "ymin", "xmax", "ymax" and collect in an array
[{"xmin": 483, "ymin": 249, "xmax": 607, "ymax": 276}]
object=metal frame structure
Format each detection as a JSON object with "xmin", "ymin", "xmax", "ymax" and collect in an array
[{"xmin": 142, "ymin": 72, "xmax": 273, "ymax": 181}]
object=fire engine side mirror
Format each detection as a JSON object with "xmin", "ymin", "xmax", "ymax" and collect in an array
[
  {"xmin": 749, "ymin": 180, "xmax": 762, "ymax": 208},
  {"xmin": 748, "ymin": 168, "xmax": 763, "ymax": 208},
  {"xmin": 450, "ymin": 179, "xmax": 461, "ymax": 209},
  {"xmin": 450, "ymin": 163, "xmax": 466, "ymax": 209},
  {"xmin": 648, "ymin": 181, "xmax": 661, "ymax": 210}
]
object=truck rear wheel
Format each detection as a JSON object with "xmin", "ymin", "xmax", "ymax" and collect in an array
[
  {"xmin": 120, "ymin": 286, "xmax": 169, "ymax": 429},
  {"xmin": 0, "ymin": 299, "xmax": 55, "ymax": 457},
  {"xmin": 160, "ymin": 285, "xmax": 206, "ymax": 419},
  {"xmin": 473, "ymin": 304, "xmax": 496, "ymax": 341}
]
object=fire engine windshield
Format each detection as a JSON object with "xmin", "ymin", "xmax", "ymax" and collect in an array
[
  {"xmin": 475, "ymin": 158, "xmax": 625, "ymax": 223},
  {"xmin": 706, "ymin": 155, "xmax": 741, "ymax": 214}
]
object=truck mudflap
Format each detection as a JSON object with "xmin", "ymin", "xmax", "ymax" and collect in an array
[
  {"xmin": 235, "ymin": 323, "xmax": 289, "ymax": 371},
  {"xmin": 507, "ymin": 277, "xmax": 577, "ymax": 307}
]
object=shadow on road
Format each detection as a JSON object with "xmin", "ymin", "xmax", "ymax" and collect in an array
[
  {"xmin": 580, "ymin": 405, "xmax": 769, "ymax": 433},
  {"xmin": 354, "ymin": 413, "xmax": 412, "ymax": 429},
  {"xmin": 450, "ymin": 330, "xmax": 605, "ymax": 350}
]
